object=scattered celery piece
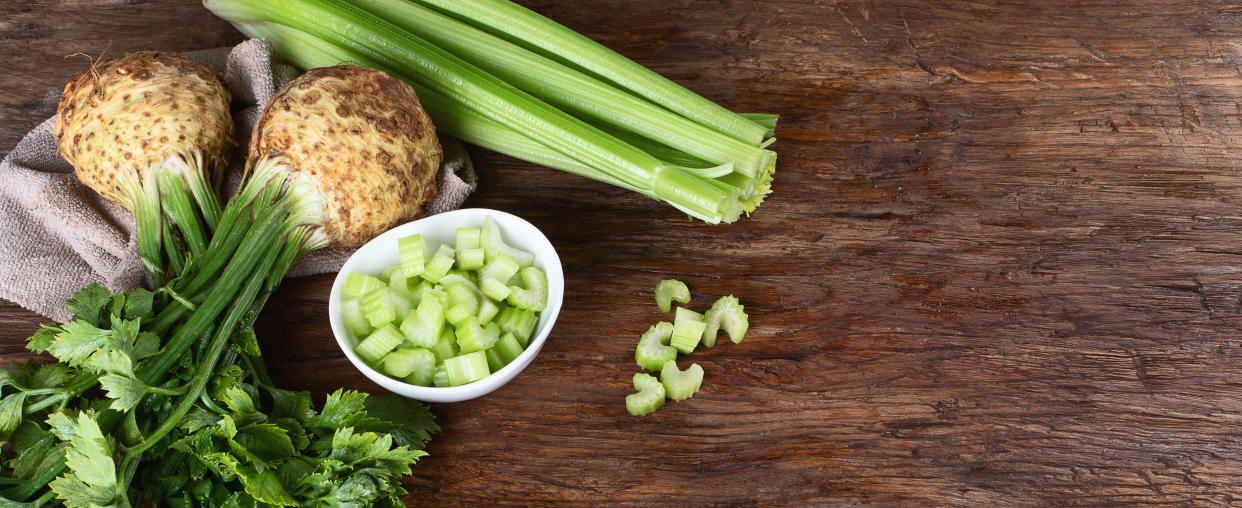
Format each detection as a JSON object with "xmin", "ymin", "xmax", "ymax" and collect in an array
[
  {"xmin": 360, "ymin": 287, "xmax": 397, "ymax": 327},
  {"xmin": 444, "ymin": 351, "xmax": 491, "ymax": 386},
  {"xmin": 421, "ymin": 244, "xmax": 455, "ymax": 283},
  {"xmin": 675, "ymin": 306, "xmax": 704, "ymax": 323},
  {"xmin": 635, "ymin": 322, "xmax": 676, "ymax": 371},
  {"xmin": 506, "ymin": 266, "xmax": 548, "ymax": 311},
  {"xmin": 655, "ymin": 279, "xmax": 691, "ymax": 313},
  {"xmin": 625, "ymin": 373, "xmax": 666, "ymax": 417},
  {"xmin": 455, "ymin": 317, "xmax": 498, "ymax": 353},
  {"xmin": 702, "ymin": 295, "xmax": 748, "ymax": 347},
  {"xmin": 670, "ymin": 309, "xmax": 706, "ymax": 354},
  {"xmin": 343, "ymin": 272, "xmax": 385, "ymax": 299},
  {"xmin": 429, "ymin": 328, "xmax": 458, "ymax": 363},
  {"xmin": 341, "ymin": 298, "xmax": 374, "ymax": 337},
  {"xmin": 354, "ymin": 324, "xmax": 403, "ymax": 363},
  {"xmin": 481, "ymin": 216, "xmax": 534, "ymax": 267},
  {"xmin": 494, "ymin": 332, "xmax": 524, "ymax": 364},
  {"xmin": 660, "ymin": 360, "xmax": 704, "ymax": 401},
  {"xmin": 399, "ymin": 233, "xmax": 426, "ymax": 278}
]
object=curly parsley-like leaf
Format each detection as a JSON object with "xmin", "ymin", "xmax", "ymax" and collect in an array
[
  {"xmin": 26, "ymin": 325, "xmax": 60, "ymax": 354},
  {"xmin": 309, "ymin": 390, "xmax": 368, "ymax": 431},
  {"xmin": 238, "ymin": 468, "xmax": 297, "ymax": 507},
  {"xmin": 363, "ymin": 395, "xmax": 440, "ymax": 450}
]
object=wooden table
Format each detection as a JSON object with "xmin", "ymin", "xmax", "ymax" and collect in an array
[{"xmin": 5, "ymin": 0, "xmax": 1242, "ymax": 504}]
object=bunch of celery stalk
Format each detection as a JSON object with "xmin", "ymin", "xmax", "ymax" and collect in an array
[{"xmin": 205, "ymin": 0, "xmax": 778, "ymax": 224}]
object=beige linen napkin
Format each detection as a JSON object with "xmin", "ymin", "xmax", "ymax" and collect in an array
[{"xmin": 0, "ymin": 39, "xmax": 476, "ymax": 321}]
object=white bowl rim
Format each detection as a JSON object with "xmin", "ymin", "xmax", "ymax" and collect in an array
[{"xmin": 327, "ymin": 208, "xmax": 564, "ymax": 403}]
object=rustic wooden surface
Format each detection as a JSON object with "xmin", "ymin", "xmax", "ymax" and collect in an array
[{"xmin": 7, "ymin": 0, "xmax": 1242, "ymax": 504}]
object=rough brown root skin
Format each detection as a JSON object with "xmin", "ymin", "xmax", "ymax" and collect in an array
[
  {"xmin": 248, "ymin": 65, "xmax": 442, "ymax": 247},
  {"xmin": 54, "ymin": 51, "xmax": 233, "ymax": 208}
]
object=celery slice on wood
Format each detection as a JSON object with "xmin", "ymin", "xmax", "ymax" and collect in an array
[
  {"xmin": 660, "ymin": 360, "xmax": 704, "ymax": 401},
  {"xmin": 480, "ymin": 216, "xmax": 535, "ymax": 267},
  {"xmin": 675, "ymin": 307, "xmax": 704, "ymax": 323},
  {"xmin": 398, "ymin": 234, "xmax": 426, "ymax": 279},
  {"xmin": 341, "ymin": 298, "xmax": 374, "ymax": 338},
  {"xmin": 430, "ymin": 328, "xmax": 458, "ymax": 363},
  {"xmin": 399, "ymin": 294, "xmax": 444, "ymax": 348},
  {"xmin": 494, "ymin": 332, "xmax": 524, "ymax": 364},
  {"xmin": 444, "ymin": 351, "xmax": 490, "ymax": 386},
  {"xmin": 506, "ymin": 266, "xmax": 548, "ymax": 311},
  {"xmin": 360, "ymin": 287, "xmax": 397, "ymax": 327},
  {"xmin": 421, "ymin": 244, "xmax": 455, "ymax": 283},
  {"xmin": 670, "ymin": 315, "xmax": 706, "ymax": 355},
  {"xmin": 635, "ymin": 322, "xmax": 676, "ymax": 372},
  {"xmin": 455, "ymin": 317, "xmax": 499, "ymax": 353},
  {"xmin": 343, "ymin": 272, "xmax": 385, "ymax": 299},
  {"xmin": 702, "ymin": 295, "xmax": 748, "ymax": 347},
  {"xmin": 412, "ymin": 0, "xmax": 769, "ymax": 146},
  {"xmin": 433, "ymin": 364, "xmax": 450, "ymax": 387},
  {"xmin": 626, "ymin": 373, "xmax": 666, "ymax": 417},
  {"xmin": 355, "ymin": 324, "xmax": 403, "ymax": 364},
  {"xmin": 655, "ymin": 279, "xmax": 691, "ymax": 313}
]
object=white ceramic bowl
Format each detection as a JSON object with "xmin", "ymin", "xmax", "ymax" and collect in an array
[{"xmin": 329, "ymin": 208, "xmax": 564, "ymax": 403}]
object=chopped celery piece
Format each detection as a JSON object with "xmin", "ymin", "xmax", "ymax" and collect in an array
[
  {"xmin": 360, "ymin": 287, "xmax": 397, "ymax": 327},
  {"xmin": 343, "ymin": 272, "xmax": 385, "ymax": 299},
  {"xmin": 670, "ymin": 312, "xmax": 706, "ymax": 354},
  {"xmin": 421, "ymin": 244, "xmax": 455, "ymax": 283},
  {"xmin": 445, "ymin": 281, "xmax": 480, "ymax": 325},
  {"xmin": 660, "ymin": 360, "xmax": 704, "ymax": 401},
  {"xmin": 387, "ymin": 265, "xmax": 417, "ymax": 303},
  {"xmin": 494, "ymin": 333, "xmax": 524, "ymax": 364},
  {"xmin": 355, "ymin": 324, "xmax": 403, "ymax": 364},
  {"xmin": 655, "ymin": 279, "xmax": 691, "ymax": 313},
  {"xmin": 485, "ymin": 348, "xmax": 505, "ymax": 372},
  {"xmin": 482, "ymin": 278, "xmax": 511, "ymax": 302},
  {"xmin": 430, "ymin": 328, "xmax": 458, "ymax": 363},
  {"xmin": 506, "ymin": 266, "xmax": 548, "ymax": 311},
  {"xmin": 702, "ymin": 295, "xmax": 748, "ymax": 347},
  {"xmin": 477, "ymin": 297, "xmax": 500, "ymax": 324},
  {"xmin": 456, "ymin": 227, "xmax": 482, "ymax": 249},
  {"xmin": 383, "ymin": 347, "xmax": 434, "ymax": 378},
  {"xmin": 398, "ymin": 234, "xmax": 426, "ymax": 278},
  {"xmin": 481, "ymin": 254, "xmax": 520, "ymax": 283},
  {"xmin": 444, "ymin": 351, "xmax": 491, "ymax": 386},
  {"xmin": 481, "ymin": 216, "xmax": 535, "ymax": 267},
  {"xmin": 381, "ymin": 265, "xmax": 400, "ymax": 279},
  {"xmin": 433, "ymin": 364, "xmax": 450, "ymax": 387},
  {"xmin": 635, "ymin": 322, "xmax": 675, "ymax": 372},
  {"xmin": 386, "ymin": 288, "xmax": 413, "ymax": 320},
  {"xmin": 626, "ymin": 373, "xmax": 666, "ymax": 417},
  {"xmin": 675, "ymin": 306, "xmax": 704, "ymax": 323},
  {"xmin": 496, "ymin": 307, "xmax": 538, "ymax": 346},
  {"xmin": 399, "ymin": 294, "xmax": 444, "ymax": 348},
  {"xmin": 408, "ymin": 280, "xmax": 433, "ymax": 306},
  {"xmin": 457, "ymin": 248, "xmax": 486, "ymax": 270},
  {"xmin": 439, "ymin": 273, "xmax": 483, "ymax": 296},
  {"xmin": 341, "ymin": 298, "xmax": 374, "ymax": 338},
  {"xmin": 455, "ymin": 317, "xmax": 499, "ymax": 353}
]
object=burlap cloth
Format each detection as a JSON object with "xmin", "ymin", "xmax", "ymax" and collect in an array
[{"xmin": 0, "ymin": 39, "xmax": 477, "ymax": 321}]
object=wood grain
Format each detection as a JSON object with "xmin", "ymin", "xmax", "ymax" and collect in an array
[{"xmin": 6, "ymin": 0, "xmax": 1242, "ymax": 504}]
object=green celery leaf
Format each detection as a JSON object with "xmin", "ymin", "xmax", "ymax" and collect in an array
[
  {"xmin": 181, "ymin": 407, "xmax": 222, "ymax": 433},
  {"xmin": 363, "ymin": 395, "xmax": 439, "ymax": 449},
  {"xmin": 122, "ymin": 288, "xmax": 155, "ymax": 319},
  {"xmin": 132, "ymin": 332, "xmax": 161, "ymax": 360},
  {"xmin": 309, "ymin": 390, "xmax": 369, "ymax": 431},
  {"xmin": 26, "ymin": 325, "xmax": 60, "ymax": 353},
  {"xmin": 210, "ymin": 365, "xmax": 245, "ymax": 403},
  {"xmin": 235, "ymin": 423, "xmax": 295, "ymax": 463},
  {"xmin": 0, "ymin": 393, "xmax": 26, "ymax": 439},
  {"xmin": 222, "ymin": 386, "xmax": 256, "ymax": 416},
  {"xmin": 273, "ymin": 418, "xmax": 310, "ymax": 452},
  {"xmin": 106, "ymin": 315, "xmax": 140, "ymax": 351},
  {"xmin": 30, "ymin": 362, "xmax": 72, "ymax": 389},
  {"xmin": 49, "ymin": 411, "xmax": 119, "ymax": 507},
  {"xmin": 237, "ymin": 468, "xmax": 297, "ymax": 507},
  {"xmin": 47, "ymin": 475, "xmax": 118, "ymax": 508},
  {"xmin": 48, "ymin": 321, "xmax": 111, "ymax": 367},
  {"xmin": 98, "ymin": 374, "xmax": 147, "ymax": 412},
  {"xmin": 330, "ymin": 428, "xmax": 425, "ymax": 474},
  {"xmin": 90, "ymin": 350, "xmax": 133, "ymax": 377},
  {"xmin": 46, "ymin": 410, "xmax": 79, "ymax": 441},
  {"xmin": 266, "ymin": 388, "xmax": 314, "ymax": 424},
  {"xmin": 236, "ymin": 327, "xmax": 262, "ymax": 357},
  {"xmin": 9, "ymin": 424, "xmax": 53, "ymax": 479},
  {"xmin": 65, "ymin": 284, "xmax": 111, "ymax": 326}
]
